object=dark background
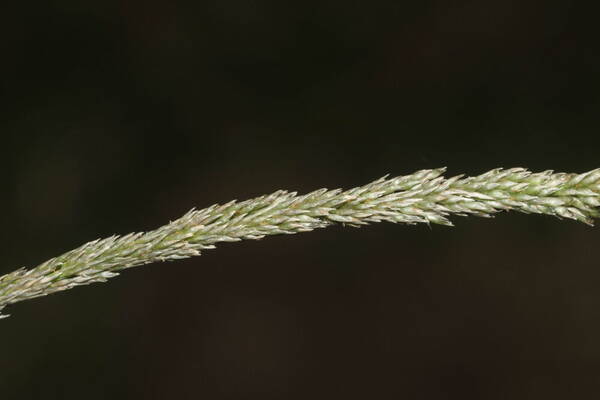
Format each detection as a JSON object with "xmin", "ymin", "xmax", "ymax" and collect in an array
[{"xmin": 1, "ymin": 1, "xmax": 600, "ymax": 398}]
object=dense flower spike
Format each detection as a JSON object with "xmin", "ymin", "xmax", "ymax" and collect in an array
[{"xmin": 1, "ymin": 167, "xmax": 599, "ymax": 318}]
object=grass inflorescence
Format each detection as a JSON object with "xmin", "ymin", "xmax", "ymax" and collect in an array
[{"xmin": 1, "ymin": 167, "xmax": 599, "ymax": 318}]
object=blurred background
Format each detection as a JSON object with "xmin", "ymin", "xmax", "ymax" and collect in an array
[{"xmin": 1, "ymin": 0, "xmax": 600, "ymax": 398}]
